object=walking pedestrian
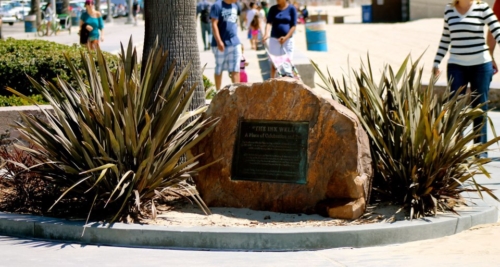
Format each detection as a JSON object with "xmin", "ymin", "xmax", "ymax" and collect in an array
[
  {"xmin": 197, "ymin": 0, "xmax": 212, "ymax": 51},
  {"xmin": 238, "ymin": 0, "xmax": 249, "ymax": 31},
  {"xmin": 245, "ymin": 2, "xmax": 257, "ymax": 40},
  {"xmin": 262, "ymin": 0, "xmax": 297, "ymax": 78},
  {"xmin": 249, "ymin": 12, "xmax": 260, "ymax": 49},
  {"xmin": 211, "ymin": 0, "xmax": 242, "ymax": 90},
  {"xmin": 261, "ymin": 1, "xmax": 269, "ymax": 18},
  {"xmin": 301, "ymin": 5, "xmax": 309, "ymax": 23},
  {"xmin": 80, "ymin": 0, "xmax": 104, "ymax": 49},
  {"xmin": 132, "ymin": 0, "xmax": 140, "ymax": 26},
  {"xmin": 257, "ymin": 2, "xmax": 266, "ymax": 23},
  {"xmin": 43, "ymin": 2, "xmax": 54, "ymax": 36},
  {"xmin": 433, "ymin": 0, "xmax": 500, "ymax": 153}
]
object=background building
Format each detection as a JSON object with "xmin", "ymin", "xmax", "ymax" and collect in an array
[{"xmin": 410, "ymin": 0, "xmax": 495, "ymax": 20}]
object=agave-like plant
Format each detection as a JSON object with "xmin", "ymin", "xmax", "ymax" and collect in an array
[
  {"xmin": 313, "ymin": 55, "xmax": 500, "ymax": 218},
  {"xmin": 7, "ymin": 39, "xmax": 219, "ymax": 223}
]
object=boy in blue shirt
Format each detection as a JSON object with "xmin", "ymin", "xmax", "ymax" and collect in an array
[{"xmin": 211, "ymin": 0, "xmax": 241, "ymax": 90}]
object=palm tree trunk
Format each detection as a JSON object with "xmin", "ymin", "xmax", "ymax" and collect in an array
[
  {"xmin": 106, "ymin": 0, "xmax": 113, "ymax": 22},
  {"xmin": 30, "ymin": 0, "xmax": 41, "ymax": 26},
  {"xmin": 95, "ymin": 0, "xmax": 100, "ymax": 15},
  {"xmin": 62, "ymin": 0, "xmax": 69, "ymax": 15},
  {"xmin": 142, "ymin": 0, "xmax": 204, "ymax": 110}
]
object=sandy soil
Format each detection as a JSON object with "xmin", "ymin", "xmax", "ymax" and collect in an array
[{"xmin": 139, "ymin": 200, "xmax": 407, "ymax": 228}]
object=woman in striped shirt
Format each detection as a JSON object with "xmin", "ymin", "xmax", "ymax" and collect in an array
[{"xmin": 433, "ymin": 0, "xmax": 500, "ymax": 150}]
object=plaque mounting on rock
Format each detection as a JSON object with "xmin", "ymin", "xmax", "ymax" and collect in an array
[{"xmin": 231, "ymin": 120, "xmax": 309, "ymax": 184}]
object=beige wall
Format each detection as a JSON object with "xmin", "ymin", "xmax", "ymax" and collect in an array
[{"xmin": 410, "ymin": 0, "xmax": 495, "ymax": 20}]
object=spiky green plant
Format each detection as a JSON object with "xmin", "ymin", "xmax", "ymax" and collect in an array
[
  {"xmin": 313, "ymin": 55, "xmax": 500, "ymax": 218},
  {"xmin": 7, "ymin": 39, "xmax": 219, "ymax": 223}
]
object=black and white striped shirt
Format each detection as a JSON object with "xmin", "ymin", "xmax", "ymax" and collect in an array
[{"xmin": 434, "ymin": 1, "xmax": 500, "ymax": 68}]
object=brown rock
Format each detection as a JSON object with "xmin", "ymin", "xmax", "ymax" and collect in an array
[
  {"xmin": 193, "ymin": 78, "xmax": 373, "ymax": 220},
  {"xmin": 318, "ymin": 198, "xmax": 366, "ymax": 220}
]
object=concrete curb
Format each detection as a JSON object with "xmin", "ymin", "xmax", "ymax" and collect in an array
[{"xmin": 0, "ymin": 205, "xmax": 496, "ymax": 251}]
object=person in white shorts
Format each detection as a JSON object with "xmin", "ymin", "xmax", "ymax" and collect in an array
[{"xmin": 263, "ymin": 0, "xmax": 297, "ymax": 78}]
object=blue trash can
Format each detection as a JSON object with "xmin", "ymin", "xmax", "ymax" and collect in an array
[
  {"xmin": 24, "ymin": 15, "xmax": 36, "ymax": 33},
  {"xmin": 71, "ymin": 16, "xmax": 80, "ymax": 26},
  {"xmin": 71, "ymin": 11, "xmax": 80, "ymax": 26},
  {"xmin": 305, "ymin": 21, "xmax": 327, "ymax": 52},
  {"xmin": 362, "ymin": 5, "xmax": 372, "ymax": 23}
]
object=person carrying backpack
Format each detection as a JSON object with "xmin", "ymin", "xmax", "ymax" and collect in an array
[{"xmin": 197, "ymin": 0, "xmax": 212, "ymax": 51}]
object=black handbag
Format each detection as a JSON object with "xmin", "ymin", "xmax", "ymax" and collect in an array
[{"xmin": 80, "ymin": 23, "xmax": 90, "ymax": 44}]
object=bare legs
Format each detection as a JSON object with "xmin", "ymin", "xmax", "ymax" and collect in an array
[
  {"xmin": 46, "ymin": 21, "xmax": 51, "ymax": 36},
  {"xmin": 251, "ymin": 34, "xmax": 257, "ymax": 50},
  {"xmin": 214, "ymin": 74, "xmax": 222, "ymax": 91},
  {"xmin": 214, "ymin": 72, "xmax": 240, "ymax": 91},
  {"xmin": 270, "ymin": 65, "xmax": 276, "ymax": 79},
  {"xmin": 231, "ymin": 72, "xmax": 240, "ymax": 84}
]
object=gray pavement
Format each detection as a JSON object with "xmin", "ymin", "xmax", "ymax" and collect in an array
[{"xmin": 2, "ymin": 6, "xmax": 500, "ymax": 266}]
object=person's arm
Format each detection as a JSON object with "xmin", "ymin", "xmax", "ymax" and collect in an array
[
  {"xmin": 210, "ymin": 5, "xmax": 223, "ymax": 51},
  {"xmin": 433, "ymin": 14, "xmax": 451, "ymax": 76},
  {"xmin": 484, "ymin": 4, "xmax": 500, "ymax": 73},
  {"xmin": 280, "ymin": 6, "xmax": 297, "ymax": 43},
  {"xmin": 80, "ymin": 13, "xmax": 92, "ymax": 32},
  {"xmin": 283, "ymin": 26, "xmax": 296, "ymax": 41},
  {"xmin": 488, "ymin": 32, "xmax": 496, "ymax": 55},
  {"xmin": 212, "ymin": 18, "xmax": 224, "ymax": 51},
  {"xmin": 286, "ymin": 7, "xmax": 297, "ymax": 39},
  {"xmin": 98, "ymin": 15, "xmax": 104, "ymax": 41},
  {"xmin": 263, "ymin": 7, "xmax": 273, "ymax": 40},
  {"xmin": 487, "ymin": 32, "xmax": 497, "ymax": 73},
  {"xmin": 489, "ymin": 0, "xmax": 500, "ymax": 54}
]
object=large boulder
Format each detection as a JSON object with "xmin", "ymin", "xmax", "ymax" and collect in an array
[{"xmin": 193, "ymin": 78, "xmax": 373, "ymax": 219}]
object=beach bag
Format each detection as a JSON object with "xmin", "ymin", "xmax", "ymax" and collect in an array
[
  {"xmin": 80, "ymin": 23, "xmax": 90, "ymax": 44},
  {"xmin": 268, "ymin": 48, "xmax": 300, "ymax": 79}
]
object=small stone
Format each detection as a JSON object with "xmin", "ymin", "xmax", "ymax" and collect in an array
[{"xmin": 264, "ymin": 215, "xmax": 271, "ymax": 220}]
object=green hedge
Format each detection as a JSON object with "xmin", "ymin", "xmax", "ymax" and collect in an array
[
  {"xmin": 0, "ymin": 94, "xmax": 48, "ymax": 107},
  {"xmin": 0, "ymin": 38, "xmax": 119, "ymax": 96}
]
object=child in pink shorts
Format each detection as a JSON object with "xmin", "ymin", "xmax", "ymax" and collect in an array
[{"xmin": 250, "ymin": 15, "xmax": 260, "ymax": 50}]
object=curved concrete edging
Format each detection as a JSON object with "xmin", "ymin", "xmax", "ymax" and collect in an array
[{"xmin": 0, "ymin": 205, "xmax": 496, "ymax": 251}]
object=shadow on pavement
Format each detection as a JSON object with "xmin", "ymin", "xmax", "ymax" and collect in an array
[
  {"xmin": 257, "ymin": 49, "xmax": 271, "ymax": 81},
  {"xmin": 0, "ymin": 236, "xmax": 87, "ymax": 249}
]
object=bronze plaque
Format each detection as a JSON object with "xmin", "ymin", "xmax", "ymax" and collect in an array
[{"xmin": 231, "ymin": 120, "xmax": 309, "ymax": 184}]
